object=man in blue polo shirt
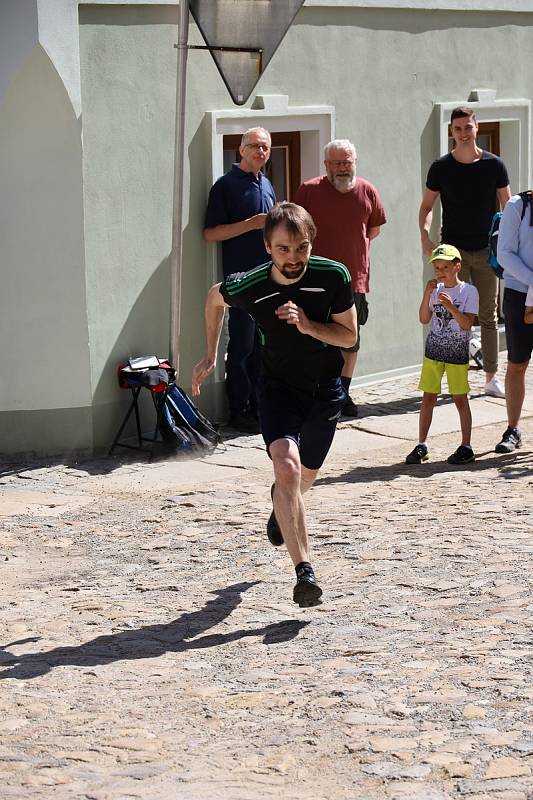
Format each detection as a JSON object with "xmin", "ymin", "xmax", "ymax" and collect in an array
[{"xmin": 204, "ymin": 127, "xmax": 276, "ymax": 433}]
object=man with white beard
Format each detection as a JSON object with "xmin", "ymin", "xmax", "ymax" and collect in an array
[{"xmin": 295, "ymin": 139, "xmax": 386, "ymax": 416}]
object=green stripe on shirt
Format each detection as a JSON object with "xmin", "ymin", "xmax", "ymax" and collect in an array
[
  {"xmin": 307, "ymin": 256, "xmax": 351, "ymax": 284},
  {"xmin": 224, "ymin": 263, "xmax": 271, "ymax": 295}
]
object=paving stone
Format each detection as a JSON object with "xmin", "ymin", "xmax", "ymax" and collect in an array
[
  {"xmin": 484, "ymin": 757, "xmax": 532, "ymax": 779},
  {"xmin": 362, "ymin": 761, "xmax": 432, "ymax": 778},
  {"xmin": 369, "ymin": 736, "xmax": 419, "ymax": 752},
  {"xmin": 457, "ymin": 779, "xmax": 533, "ymax": 794},
  {"xmin": 463, "ymin": 704, "xmax": 488, "ymax": 719},
  {"xmin": 1, "ymin": 366, "xmax": 531, "ymax": 799},
  {"xmin": 386, "ymin": 784, "xmax": 453, "ymax": 799}
]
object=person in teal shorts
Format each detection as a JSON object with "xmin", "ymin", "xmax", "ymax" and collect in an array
[{"xmin": 406, "ymin": 244, "xmax": 479, "ymax": 465}]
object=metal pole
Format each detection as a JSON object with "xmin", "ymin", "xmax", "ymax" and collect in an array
[{"xmin": 169, "ymin": 0, "xmax": 190, "ymax": 371}]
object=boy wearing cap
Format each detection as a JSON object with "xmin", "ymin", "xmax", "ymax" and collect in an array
[{"xmin": 406, "ymin": 244, "xmax": 479, "ymax": 465}]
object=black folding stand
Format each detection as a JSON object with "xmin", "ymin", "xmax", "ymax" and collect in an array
[{"xmin": 109, "ymin": 384, "xmax": 168, "ymax": 461}]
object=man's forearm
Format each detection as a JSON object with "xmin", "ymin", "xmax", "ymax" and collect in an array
[
  {"xmin": 419, "ymin": 206, "xmax": 433, "ymax": 237},
  {"xmin": 204, "ymin": 213, "xmax": 264, "ymax": 242},
  {"xmin": 204, "ymin": 220, "xmax": 247, "ymax": 242},
  {"xmin": 205, "ymin": 284, "xmax": 227, "ymax": 357},
  {"xmin": 304, "ymin": 320, "xmax": 357, "ymax": 349},
  {"xmin": 498, "ymin": 250, "xmax": 533, "ymax": 286},
  {"xmin": 192, "ymin": 284, "xmax": 230, "ymax": 396}
]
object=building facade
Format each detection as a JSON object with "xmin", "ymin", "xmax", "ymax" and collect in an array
[{"xmin": 1, "ymin": 0, "xmax": 532, "ymax": 454}]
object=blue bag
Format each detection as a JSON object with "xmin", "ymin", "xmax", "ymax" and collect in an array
[
  {"xmin": 488, "ymin": 191, "xmax": 531, "ymax": 278},
  {"xmin": 158, "ymin": 384, "xmax": 221, "ymax": 455}
]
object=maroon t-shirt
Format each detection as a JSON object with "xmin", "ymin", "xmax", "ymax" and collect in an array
[{"xmin": 295, "ymin": 175, "xmax": 386, "ymax": 293}]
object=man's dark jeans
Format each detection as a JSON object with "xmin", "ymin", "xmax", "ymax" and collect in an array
[{"xmin": 226, "ymin": 307, "xmax": 260, "ymax": 414}]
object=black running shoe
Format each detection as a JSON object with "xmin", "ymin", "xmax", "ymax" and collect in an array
[
  {"xmin": 267, "ymin": 484, "xmax": 283, "ymax": 547},
  {"xmin": 293, "ymin": 565, "xmax": 323, "ymax": 608},
  {"xmin": 447, "ymin": 444, "xmax": 475, "ymax": 465},
  {"xmin": 495, "ymin": 426, "xmax": 522, "ymax": 453},
  {"xmin": 405, "ymin": 444, "xmax": 429, "ymax": 464}
]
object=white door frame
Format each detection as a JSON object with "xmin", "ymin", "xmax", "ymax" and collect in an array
[
  {"xmin": 203, "ymin": 95, "xmax": 334, "ymax": 414},
  {"xmin": 204, "ymin": 94, "xmax": 334, "ymax": 282}
]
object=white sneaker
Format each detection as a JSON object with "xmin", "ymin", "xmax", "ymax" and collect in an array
[{"xmin": 485, "ymin": 376, "xmax": 505, "ymax": 398}]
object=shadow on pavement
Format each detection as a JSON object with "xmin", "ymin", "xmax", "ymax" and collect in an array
[
  {"xmin": 0, "ymin": 581, "xmax": 309, "ymax": 681},
  {"xmin": 317, "ymin": 449, "xmax": 532, "ymax": 486},
  {"xmin": 0, "ymin": 442, "xmax": 230, "ymax": 480},
  {"xmin": 0, "ymin": 453, "xmax": 138, "ymax": 479}
]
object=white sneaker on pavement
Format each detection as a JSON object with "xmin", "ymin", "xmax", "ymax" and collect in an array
[{"xmin": 485, "ymin": 376, "xmax": 505, "ymax": 398}]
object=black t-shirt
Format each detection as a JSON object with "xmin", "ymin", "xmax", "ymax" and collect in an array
[
  {"xmin": 219, "ymin": 255, "xmax": 354, "ymax": 391},
  {"xmin": 426, "ymin": 151, "xmax": 509, "ymax": 250}
]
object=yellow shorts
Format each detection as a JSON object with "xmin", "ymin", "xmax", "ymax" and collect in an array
[{"xmin": 418, "ymin": 357, "xmax": 470, "ymax": 395}]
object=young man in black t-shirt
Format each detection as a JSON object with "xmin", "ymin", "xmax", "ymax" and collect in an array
[
  {"xmin": 192, "ymin": 202, "xmax": 357, "ymax": 607},
  {"xmin": 419, "ymin": 106, "xmax": 511, "ymax": 397}
]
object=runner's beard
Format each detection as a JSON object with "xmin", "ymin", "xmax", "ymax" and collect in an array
[{"xmin": 275, "ymin": 260, "xmax": 307, "ymax": 279}]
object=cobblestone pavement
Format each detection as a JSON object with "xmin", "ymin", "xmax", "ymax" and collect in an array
[
  {"xmin": 0, "ymin": 364, "xmax": 532, "ymax": 800},
  {"xmin": 349, "ymin": 362, "xmax": 516, "ymax": 419}
]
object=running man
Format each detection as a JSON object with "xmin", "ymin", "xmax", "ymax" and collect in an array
[{"xmin": 192, "ymin": 202, "xmax": 357, "ymax": 607}]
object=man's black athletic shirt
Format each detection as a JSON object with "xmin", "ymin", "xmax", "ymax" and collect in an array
[{"xmin": 219, "ymin": 255, "xmax": 354, "ymax": 393}]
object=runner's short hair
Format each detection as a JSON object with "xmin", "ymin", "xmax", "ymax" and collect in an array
[
  {"xmin": 264, "ymin": 202, "xmax": 317, "ymax": 244},
  {"xmin": 450, "ymin": 106, "xmax": 476, "ymax": 123}
]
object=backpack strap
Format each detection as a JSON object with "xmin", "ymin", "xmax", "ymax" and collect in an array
[{"xmin": 518, "ymin": 190, "xmax": 533, "ymax": 224}]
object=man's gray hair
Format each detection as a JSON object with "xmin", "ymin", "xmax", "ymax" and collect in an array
[
  {"xmin": 324, "ymin": 139, "xmax": 357, "ymax": 160},
  {"xmin": 241, "ymin": 127, "xmax": 271, "ymax": 146}
]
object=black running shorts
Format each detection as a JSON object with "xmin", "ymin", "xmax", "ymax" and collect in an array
[
  {"xmin": 503, "ymin": 288, "xmax": 533, "ymax": 364},
  {"xmin": 258, "ymin": 376, "xmax": 345, "ymax": 471}
]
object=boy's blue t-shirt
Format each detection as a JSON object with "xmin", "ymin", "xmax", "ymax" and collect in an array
[{"xmin": 425, "ymin": 281, "xmax": 479, "ymax": 365}]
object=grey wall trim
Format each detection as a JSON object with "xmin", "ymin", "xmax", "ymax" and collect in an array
[
  {"xmin": 0, "ymin": 407, "xmax": 93, "ymax": 456},
  {"xmin": 305, "ymin": 1, "xmax": 531, "ymax": 10},
  {"xmin": 39, "ymin": 0, "xmax": 533, "ymax": 8}
]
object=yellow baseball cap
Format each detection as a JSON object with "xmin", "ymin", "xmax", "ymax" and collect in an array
[{"xmin": 430, "ymin": 244, "xmax": 461, "ymax": 262}]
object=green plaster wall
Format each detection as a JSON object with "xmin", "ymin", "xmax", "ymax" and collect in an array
[
  {"xmin": 0, "ymin": 407, "xmax": 93, "ymax": 458},
  {"xmin": 78, "ymin": 4, "xmax": 533, "ymax": 440},
  {"xmin": 4, "ymin": 3, "xmax": 532, "ymax": 455},
  {"xmin": 0, "ymin": 42, "xmax": 92, "ymax": 452},
  {"xmin": 79, "ymin": 4, "xmax": 180, "ymax": 448},
  {"xmin": 224, "ymin": 6, "xmax": 533, "ymax": 379}
]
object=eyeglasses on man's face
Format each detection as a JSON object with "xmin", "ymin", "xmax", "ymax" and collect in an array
[
  {"xmin": 244, "ymin": 142, "xmax": 271, "ymax": 152},
  {"xmin": 327, "ymin": 159, "xmax": 354, "ymax": 168}
]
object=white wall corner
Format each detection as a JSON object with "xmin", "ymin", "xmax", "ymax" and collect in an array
[{"xmin": 37, "ymin": 0, "xmax": 81, "ymax": 117}]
